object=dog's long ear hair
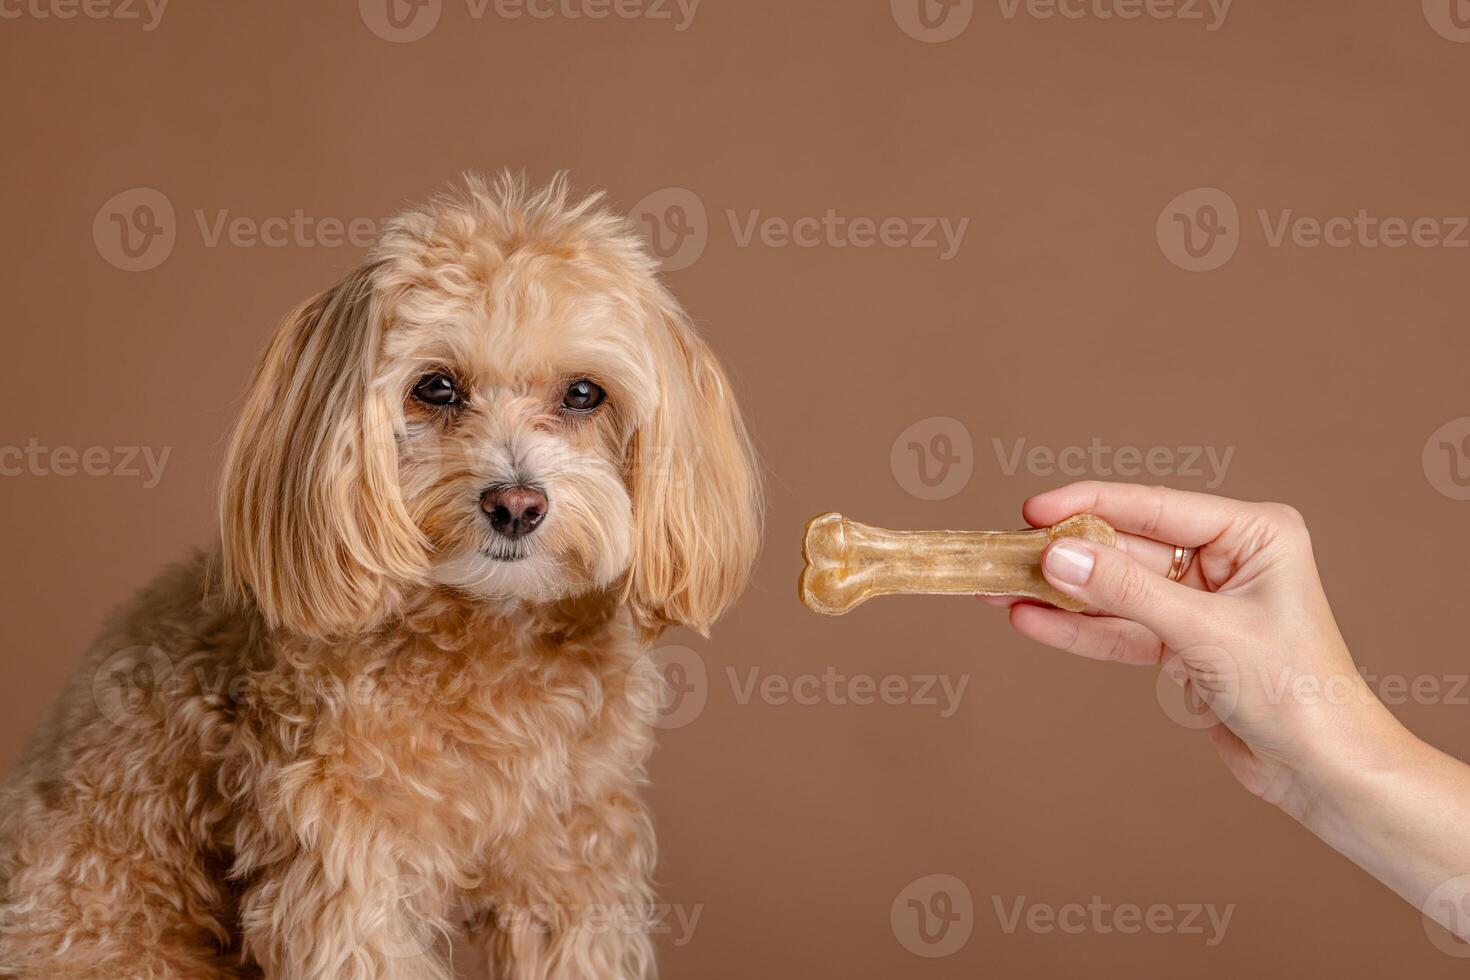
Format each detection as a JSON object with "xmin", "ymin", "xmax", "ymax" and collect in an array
[
  {"xmin": 218, "ymin": 263, "xmax": 425, "ymax": 638},
  {"xmin": 625, "ymin": 291, "xmax": 763, "ymax": 639}
]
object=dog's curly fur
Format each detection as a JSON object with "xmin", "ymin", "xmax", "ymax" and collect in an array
[{"xmin": 0, "ymin": 176, "xmax": 762, "ymax": 979}]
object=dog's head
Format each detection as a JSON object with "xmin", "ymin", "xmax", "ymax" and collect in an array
[{"xmin": 220, "ymin": 175, "xmax": 761, "ymax": 640}]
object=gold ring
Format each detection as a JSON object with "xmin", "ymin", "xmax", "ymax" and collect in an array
[{"xmin": 1167, "ymin": 546, "xmax": 1195, "ymax": 583}]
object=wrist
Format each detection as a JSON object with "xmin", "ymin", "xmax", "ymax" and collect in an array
[{"xmin": 1280, "ymin": 699, "xmax": 1421, "ymax": 838}]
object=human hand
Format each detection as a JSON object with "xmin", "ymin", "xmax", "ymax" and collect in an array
[{"xmin": 984, "ymin": 482, "xmax": 1409, "ymax": 821}]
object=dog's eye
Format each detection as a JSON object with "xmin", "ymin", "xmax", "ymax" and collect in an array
[
  {"xmin": 413, "ymin": 373, "xmax": 460, "ymax": 407},
  {"xmin": 562, "ymin": 379, "xmax": 605, "ymax": 413}
]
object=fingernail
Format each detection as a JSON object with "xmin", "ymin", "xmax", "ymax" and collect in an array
[{"xmin": 1045, "ymin": 540, "xmax": 1095, "ymax": 586}]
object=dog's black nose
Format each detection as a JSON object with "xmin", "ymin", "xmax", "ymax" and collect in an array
[{"xmin": 480, "ymin": 485, "xmax": 548, "ymax": 539}]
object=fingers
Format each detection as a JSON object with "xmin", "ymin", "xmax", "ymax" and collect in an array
[
  {"xmin": 1040, "ymin": 535, "xmax": 1211, "ymax": 648},
  {"xmin": 976, "ymin": 531, "xmax": 1196, "ymax": 614},
  {"xmin": 1116, "ymin": 531, "xmax": 1211, "ymax": 591},
  {"xmin": 1113, "ymin": 531, "xmax": 1180, "ymax": 579},
  {"xmin": 1008, "ymin": 603, "xmax": 1165, "ymax": 666},
  {"xmin": 1024, "ymin": 482, "xmax": 1249, "ymax": 549}
]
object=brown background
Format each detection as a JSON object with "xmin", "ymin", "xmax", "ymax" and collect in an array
[{"xmin": 4, "ymin": 0, "xmax": 1470, "ymax": 975}]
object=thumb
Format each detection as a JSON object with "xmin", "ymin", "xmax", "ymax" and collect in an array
[{"xmin": 1042, "ymin": 538, "xmax": 1208, "ymax": 648}]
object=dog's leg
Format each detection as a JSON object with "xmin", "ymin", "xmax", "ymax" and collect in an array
[
  {"xmin": 484, "ymin": 793, "xmax": 657, "ymax": 980},
  {"xmin": 239, "ymin": 824, "xmax": 456, "ymax": 980},
  {"xmin": 0, "ymin": 773, "xmax": 242, "ymax": 979},
  {"xmin": 0, "ymin": 841, "xmax": 240, "ymax": 979}
]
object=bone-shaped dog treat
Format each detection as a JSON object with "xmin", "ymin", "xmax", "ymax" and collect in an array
[{"xmin": 799, "ymin": 513, "xmax": 1116, "ymax": 616}]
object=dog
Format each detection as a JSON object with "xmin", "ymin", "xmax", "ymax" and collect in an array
[{"xmin": 0, "ymin": 175, "xmax": 762, "ymax": 979}]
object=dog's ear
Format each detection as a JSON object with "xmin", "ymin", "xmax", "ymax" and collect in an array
[
  {"xmin": 218, "ymin": 263, "xmax": 425, "ymax": 638},
  {"xmin": 625, "ymin": 294, "xmax": 763, "ymax": 639}
]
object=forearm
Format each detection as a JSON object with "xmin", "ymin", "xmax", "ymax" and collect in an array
[{"xmin": 1290, "ymin": 710, "xmax": 1470, "ymax": 934}]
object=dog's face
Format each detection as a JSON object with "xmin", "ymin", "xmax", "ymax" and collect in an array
[
  {"xmin": 220, "ymin": 177, "xmax": 760, "ymax": 639},
  {"xmin": 386, "ymin": 218, "xmax": 659, "ymax": 609}
]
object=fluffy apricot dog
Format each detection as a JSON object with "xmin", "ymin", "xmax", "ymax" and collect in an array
[{"xmin": 0, "ymin": 176, "xmax": 762, "ymax": 979}]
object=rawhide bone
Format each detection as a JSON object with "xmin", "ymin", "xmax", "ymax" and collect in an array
[{"xmin": 799, "ymin": 513, "xmax": 1116, "ymax": 616}]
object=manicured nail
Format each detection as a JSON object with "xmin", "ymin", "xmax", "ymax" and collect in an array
[{"xmin": 1045, "ymin": 540, "xmax": 1095, "ymax": 586}]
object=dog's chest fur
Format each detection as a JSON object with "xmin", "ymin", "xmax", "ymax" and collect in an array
[{"xmin": 221, "ymin": 588, "xmax": 659, "ymax": 886}]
